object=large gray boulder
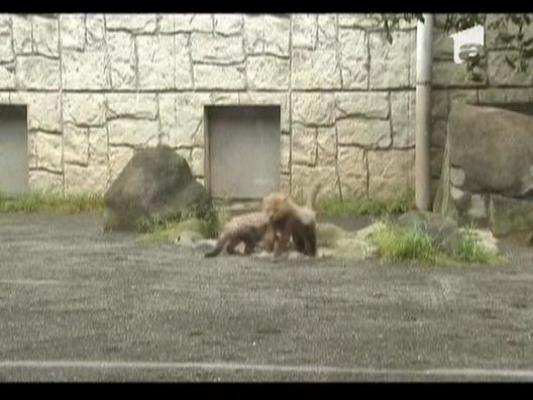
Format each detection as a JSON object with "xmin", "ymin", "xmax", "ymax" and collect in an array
[
  {"xmin": 104, "ymin": 146, "xmax": 212, "ymax": 232},
  {"xmin": 434, "ymin": 103, "xmax": 533, "ymax": 238}
]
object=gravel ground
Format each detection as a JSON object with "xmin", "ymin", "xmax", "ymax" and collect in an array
[{"xmin": 1, "ymin": 213, "xmax": 533, "ymax": 382}]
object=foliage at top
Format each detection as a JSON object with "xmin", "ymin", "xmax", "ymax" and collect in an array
[{"xmin": 381, "ymin": 13, "xmax": 533, "ymax": 74}]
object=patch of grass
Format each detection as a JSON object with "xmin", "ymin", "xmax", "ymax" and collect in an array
[
  {"xmin": 318, "ymin": 189, "xmax": 415, "ymax": 217},
  {"xmin": 453, "ymin": 230, "xmax": 505, "ymax": 265},
  {"xmin": 370, "ymin": 222, "xmax": 504, "ymax": 266},
  {"xmin": 0, "ymin": 192, "xmax": 104, "ymax": 214},
  {"xmin": 136, "ymin": 206, "xmax": 221, "ymax": 238},
  {"xmin": 372, "ymin": 222, "xmax": 442, "ymax": 264}
]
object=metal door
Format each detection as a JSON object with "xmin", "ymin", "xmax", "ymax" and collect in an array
[
  {"xmin": 207, "ymin": 106, "xmax": 280, "ymax": 200},
  {"xmin": 0, "ymin": 106, "xmax": 29, "ymax": 196}
]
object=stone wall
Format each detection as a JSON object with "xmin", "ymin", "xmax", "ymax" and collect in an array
[{"xmin": 0, "ymin": 13, "xmax": 531, "ymax": 202}]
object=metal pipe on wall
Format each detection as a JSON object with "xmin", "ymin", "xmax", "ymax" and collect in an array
[{"xmin": 415, "ymin": 13, "xmax": 434, "ymax": 211}]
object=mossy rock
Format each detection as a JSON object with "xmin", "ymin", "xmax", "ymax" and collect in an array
[
  {"xmin": 316, "ymin": 222, "xmax": 378, "ymax": 259},
  {"xmin": 104, "ymin": 145, "xmax": 212, "ymax": 232}
]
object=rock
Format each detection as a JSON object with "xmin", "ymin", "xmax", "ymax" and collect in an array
[
  {"xmin": 435, "ymin": 104, "xmax": 533, "ymax": 237},
  {"xmin": 489, "ymin": 194, "xmax": 533, "ymax": 237},
  {"xmin": 194, "ymin": 239, "xmax": 218, "ymax": 253},
  {"xmin": 174, "ymin": 230, "xmax": 205, "ymax": 246},
  {"xmin": 334, "ymin": 237, "xmax": 377, "ymax": 260},
  {"xmin": 458, "ymin": 228, "xmax": 500, "ymax": 257},
  {"xmin": 103, "ymin": 145, "xmax": 212, "ymax": 232},
  {"xmin": 354, "ymin": 221, "xmax": 386, "ymax": 241},
  {"xmin": 315, "ymin": 221, "xmax": 379, "ymax": 260},
  {"xmin": 448, "ymin": 104, "xmax": 533, "ymax": 197},
  {"xmin": 317, "ymin": 222, "xmax": 347, "ymax": 248},
  {"xmin": 16, "ymin": 55, "xmax": 60, "ymax": 90},
  {"xmin": 392, "ymin": 211, "xmax": 501, "ymax": 257}
]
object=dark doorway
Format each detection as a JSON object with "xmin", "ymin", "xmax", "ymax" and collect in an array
[{"xmin": 0, "ymin": 105, "xmax": 29, "ymax": 196}]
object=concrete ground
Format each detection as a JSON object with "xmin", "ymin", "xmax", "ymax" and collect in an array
[{"xmin": 1, "ymin": 213, "xmax": 533, "ymax": 382}]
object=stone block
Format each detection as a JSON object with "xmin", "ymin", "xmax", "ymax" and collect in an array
[
  {"xmin": 291, "ymin": 164, "xmax": 339, "ymax": 202},
  {"xmin": 367, "ymin": 149, "xmax": 415, "ymax": 200},
  {"xmin": 292, "ymin": 92, "xmax": 335, "ymax": 126},
  {"xmin": 85, "ymin": 14, "xmax": 105, "ymax": 49},
  {"xmin": 316, "ymin": 127, "xmax": 337, "ymax": 166},
  {"xmin": 32, "ymin": 15, "xmax": 59, "ymax": 57},
  {"xmin": 11, "ymin": 92, "xmax": 62, "ymax": 132},
  {"xmin": 238, "ymin": 92, "xmax": 289, "ymax": 132},
  {"xmin": 29, "ymin": 170, "xmax": 63, "ymax": 194},
  {"xmin": 338, "ymin": 13, "xmax": 382, "ymax": 28},
  {"xmin": 337, "ymin": 146, "xmax": 367, "ymax": 199},
  {"xmin": 137, "ymin": 34, "xmax": 177, "ymax": 90},
  {"xmin": 12, "ymin": 15, "xmax": 33, "ymax": 54},
  {"xmin": 291, "ymin": 14, "xmax": 317, "ymax": 48},
  {"xmin": 60, "ymin": 14, "xmax": 85, "ymax": 51},
  {"xmin": 247, "ymin": 55, "xmax": 289, "ymax": 90},
  {"xmin": 369, "ymin": 30, "xmax": 411, "ymax": 89},
  {"xmin": 0, "ymin": 24, "xmax": 14, "ymax": 63},
  {"xmin": 108, "ymin": 145, "xmax": 135, "ymax": 184},
  {"xmin": 64, "ymin": 163, "xmax": 109, "ymax": 194},
  {"xmin": 191, "ymin": 33, "xmax": 244, "ymax": 64},
  {"xmin": 316, "ymin": 14, "xmax": 336, "ymax": 49},
  {"xmin": 244, "ymin": 14, "xmax": 290, "ymax": 56},
  {"xmin": 63, "ymin": 124, "xmax": 89, "ymax": 165},
  {"xmin": 193, "ymin": 64, "xmax": 245, "ymax": 90},
  {"xmin": 291, "ymin": 124, "xmax": 317, "ymax": 166},
  {"xmin": 292, "ymin": 48, "xmax": 341, "ymax": 89},
  {"xmin": 214, "ymin": 14, "xmax": 243, "ymax": 35},
  {"xmin": 105, "ymin": 13, "xmax": 157, "ymax": 33},
  {"xmin": 0, "ymin": 63, "xmax": 15, "ymax": 89},
  {"xmin": 106, "ymin": 93, "xmax": 158, "ymax": 120},
  {"xmin": 16, "ymin": 56, "xmax": 60, "ymax": 90},
  {"xmin": 107, "ymin": 119, "xmax": 159, "ymax": 147},
  {"xmin": 338, "ymin": 28, "xmax": 368, "ymax": 89},
  {"xmin": 107, "ymin": 31, "xmax": 136, "ymax": 90},
  {"xmin": 337, "ymin": 118, "xmax": 391, "ymax": 149},
  {"xmin": 63, "ymin": 93, "xmax": 106, "ymax": 126},
  {"xmin": 29, "ymin": 131, "xmax": 63, "ymax": 172},
  {"xmin": 62, "ymin": 49, "xmax": 109, "ymax": 89},
  {"xmin": 390, "ymin": 91, "xmax": 416, "ymax": 149},
  {"xmin": 335, "ymin": 92, "xmax": 389, "ymax": 119}
]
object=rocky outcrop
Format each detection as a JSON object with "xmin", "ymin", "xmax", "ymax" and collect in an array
[
  {"xmin": 434, "ymin": 103, "xmax": 533, "ymax": 238},
  {"xmin": 103, "ymin": 145, "xmax": 212, "ymax": 232}
]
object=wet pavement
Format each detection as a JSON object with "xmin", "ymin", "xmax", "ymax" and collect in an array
[{"xmin": 0, "ymin": 213, "xmax": 533, "ymax": 382}]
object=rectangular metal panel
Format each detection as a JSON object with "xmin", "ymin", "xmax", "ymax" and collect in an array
[
  {"xmin": 207, "ymin": 106, "xmax": 280, "ymax": 200},
  {"xmin": 0, "ymin": 106, "xmax": 29, "ymax": 196}
]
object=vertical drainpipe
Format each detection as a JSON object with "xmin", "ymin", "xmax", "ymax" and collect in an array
[{"xmin": 415, "ymin": 13, "xmax": 434, "ymax": 211}]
